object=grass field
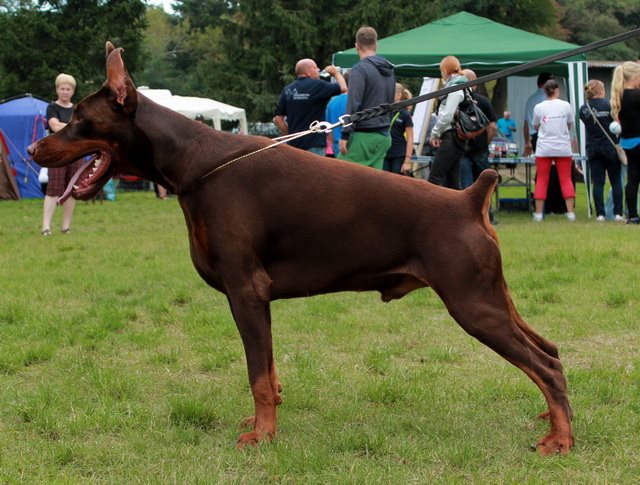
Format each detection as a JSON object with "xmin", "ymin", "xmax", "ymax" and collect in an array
[{"xmin": 0, "ymin": 188, "xmax": 639, "ymax": 484}]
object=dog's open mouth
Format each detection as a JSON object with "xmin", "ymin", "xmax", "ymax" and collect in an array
[{"xmin": 58, "ymin": 152, "xmax": 112, "ymax": 204}]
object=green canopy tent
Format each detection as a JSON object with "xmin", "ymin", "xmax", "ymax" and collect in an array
[
  {"xmin": 333, "ymin": 11, "xmax": 586, "ymax": 78},
  {"xmin": 333, "ymin": 11, "xmax": 588, "ymax": 149}
]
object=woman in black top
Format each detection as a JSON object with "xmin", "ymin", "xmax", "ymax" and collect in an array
[
  {"xmin": 579, "ymin": 80, "xmax": 623, "ymax": 221},
  {"xmin": 610, "ymin": 61, "xmax": 640, "ymax": 224},
  {"xmin": 41, "ymin": 73, "xmax": 83, "ymax": 235},
  {"xmin": 383, "ymin": 83, "xmax": 414, "ymax": 174}
]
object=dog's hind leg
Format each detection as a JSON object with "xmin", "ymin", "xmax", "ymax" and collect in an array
[
  {"xmin": 506, "ymin": 299, "xmax": 575, "ymax": 422},
  {"xmin": 223, "ymin": 266, "xmax": 283, "ymax": 447},
  {"xmin": 428, "ymin": 239, "xmax": 573, "ymax": 455}
]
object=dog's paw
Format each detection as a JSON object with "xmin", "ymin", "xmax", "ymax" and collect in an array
[
  {"xmin": 535, "ymin": 433, "xmax": 573, "ymax": 456},
  {"xmin": 236, "ymin": 429, "xmax": 275, "ymax": 449}
]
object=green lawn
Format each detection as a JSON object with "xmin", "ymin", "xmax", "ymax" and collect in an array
[{"xmin": 0, "ymin": 188, "xmax": 638, "ymax": 484}]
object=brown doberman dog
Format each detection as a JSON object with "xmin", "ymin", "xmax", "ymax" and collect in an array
[{"xmin": 28, "ymin": 43, "xmax": 573, "ymax": 455}]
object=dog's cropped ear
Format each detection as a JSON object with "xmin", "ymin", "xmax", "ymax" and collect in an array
[
  {"xmin": 105, "ymin": 41, "xmax": 116, "ymax": 57},
  {"xmin": 105, "ymin": 46, "xmax": 138, "ymax": 115}
]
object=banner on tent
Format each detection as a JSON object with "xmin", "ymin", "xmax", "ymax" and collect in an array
[{"xmin": 412, "ymin": 78, "xmax": 440, "ymax": 157}]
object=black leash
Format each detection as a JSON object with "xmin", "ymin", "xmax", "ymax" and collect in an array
[{"xmin": 342, "ymin": 27, "xmax": 640, "ymax": 126}]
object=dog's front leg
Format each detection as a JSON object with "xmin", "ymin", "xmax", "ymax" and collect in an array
[{"xmin": 226, "ymin": 268, "xmax": 281, "ymax": 448}]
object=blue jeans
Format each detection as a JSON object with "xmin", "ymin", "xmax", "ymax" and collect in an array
[
  {"xmin": 461, "ymin": 148, "xmax": 495, "ymax": 221},
  {"xmin": 460, "ymin": 156, "xmax": 474, "ymax": 189},
  {"xmin": 308, "ymin": 146, "xmax": 326, "ymax": 156},
  {"xmin": 605, "ymin": 164, "xmax": 627, "ymax": 219},
  {"xmin": 460, "ymin": 149, "xmax": 491, "ymax": 189},
  {"xmin": 588, "ymin": 145, "xmax": 622, "ymax": 217}
]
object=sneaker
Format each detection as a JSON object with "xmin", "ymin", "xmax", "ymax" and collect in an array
[
  {"xmin": 596, "ymin": 215, "xmax": 605, "ymax": 222},
  {"xmin": 532, "ymin": 213, "xmax": 543, "ymax": 222},
  {"xmin": 615, "ymin": 215, "xmax": 626, "ymax": 223},
  {"xmin": 627, "ymin": 217, "xmax": 640, "ymax": 225},
  {"xmin": 566, "ymin": 212, "xmax": 576, "ymax": 222}
]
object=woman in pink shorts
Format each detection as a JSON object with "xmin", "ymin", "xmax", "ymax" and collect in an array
[{"xmin": 532, "ymin": 79, "xmax": 578, "ymax": 222}]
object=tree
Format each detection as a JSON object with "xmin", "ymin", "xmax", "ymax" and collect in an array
[
  {"xmin": 172, "ymin": 0, "xmax": 238, "ymax": 31},
  {"xmin": 558, "ymin": 0, "xmax": 640, "ymax": 60},
  {"xmin": 135, "ymin": 0, "xmax": 568, "ymax": 121},
  {"xmin": 196, "ymin": 0, "xmax": 443, "ymax": 120},
  {"xmin": 442, "ymin": 0, "xmax": 561, "ymax": 37},
  {"xmin": 136, "ymin": 7, "xmax": 192, "ymax": 91},
  {"xmin": 0, "ymin": 0, "xmax": 147, "ymax": 100}
]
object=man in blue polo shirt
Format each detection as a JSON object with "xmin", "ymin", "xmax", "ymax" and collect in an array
[
  {"xmin": 496, "ymin": 111, "xmax": 517, "ymax": 141},
  {"xmin": 274, "ymin": 59, "xmax": 347, "ymax": 156}
]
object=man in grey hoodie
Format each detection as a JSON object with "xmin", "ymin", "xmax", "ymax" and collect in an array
[{"xmin": 338, "ymin": 26, "xmax": 396, "ymax": 169}]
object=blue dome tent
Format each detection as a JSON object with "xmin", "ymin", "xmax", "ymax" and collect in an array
[{"xmin": 0, "ymin": 94, "xmax": 49, "ymax": 198}]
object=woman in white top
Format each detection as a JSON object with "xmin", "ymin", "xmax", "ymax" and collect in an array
[{"xmin": 532, "ymin": 79, "xmax": 578, "ymax": 222}]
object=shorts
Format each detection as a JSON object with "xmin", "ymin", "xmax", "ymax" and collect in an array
[
  {"xmin": 45, "ymin": 160, "xmax": 84, "ymax": 197},
  {"xmin": 338, "ymin": 131, "xmax": 391, "ymax": 169}
]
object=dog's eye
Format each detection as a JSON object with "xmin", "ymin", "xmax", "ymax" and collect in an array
[{"xmin": 69, "ymin": 118, "xmax": 93, "ymax": 137}]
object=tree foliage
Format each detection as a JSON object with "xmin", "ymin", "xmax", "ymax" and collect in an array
[
  {"xmin": 442, "ymin": 0, "xmax": 560, "ymax": 36},
  {"xmin": 2, "ymin": 0, "xmax": 637, "ymax": 121},
  {"xmin": 172, "ymin": 0, "xmax": 238, "ymax": 31},
  {"xmin": 558, "ymin": 0, "xmax": 640, "ymax": 60},
  {"xmin": 0, "ymin": 0, "xmax": 147, "ymax": 101},
  {"xmin": 138, "ymin": 0, "xmax": 445, "ymax": 120},
  {"xmin": 137, "ymin": 0, "xmax": 568, "ymax": 121}
]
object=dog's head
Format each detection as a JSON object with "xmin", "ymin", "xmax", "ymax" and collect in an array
[{"xmin": 28, "ymin": 42, "xmax": 147, "ymax": 202}]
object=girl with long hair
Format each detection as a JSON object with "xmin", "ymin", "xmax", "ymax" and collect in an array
[{"xmin": 610, "ymin": 61, "xmax": 640, "ymax": 224}]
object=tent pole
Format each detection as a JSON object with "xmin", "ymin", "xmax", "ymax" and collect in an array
[{"xmin": 568, "ymin": 61, "xmax": 591, "ymax": 218}]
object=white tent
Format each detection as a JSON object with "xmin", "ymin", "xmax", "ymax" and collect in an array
[{"xmin": 137, "ymin": 87, "xmax": 248, "ymax": 133}]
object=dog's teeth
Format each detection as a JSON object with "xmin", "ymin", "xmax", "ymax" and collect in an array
[
  {"xmin": 73, "ymin": 185, "xmax": 79, "ymax": 190},
  {"xmin": 95, "ymin": 158, "xmax": 102, "ymax": 166}
]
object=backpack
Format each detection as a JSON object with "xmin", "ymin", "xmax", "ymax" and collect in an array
[{"xmin": 454, "ymin": 88, "xmax": 490, "ymax": 140}]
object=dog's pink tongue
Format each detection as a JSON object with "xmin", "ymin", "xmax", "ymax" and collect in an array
[{"xmin": 57, "ymin": 160, "xmax": 89, "ymax": 205}]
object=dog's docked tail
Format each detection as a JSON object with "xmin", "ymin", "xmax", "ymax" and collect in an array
[{"xmin": 466, "ymin": 169, "xmax": 499, "ymax": 234}]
